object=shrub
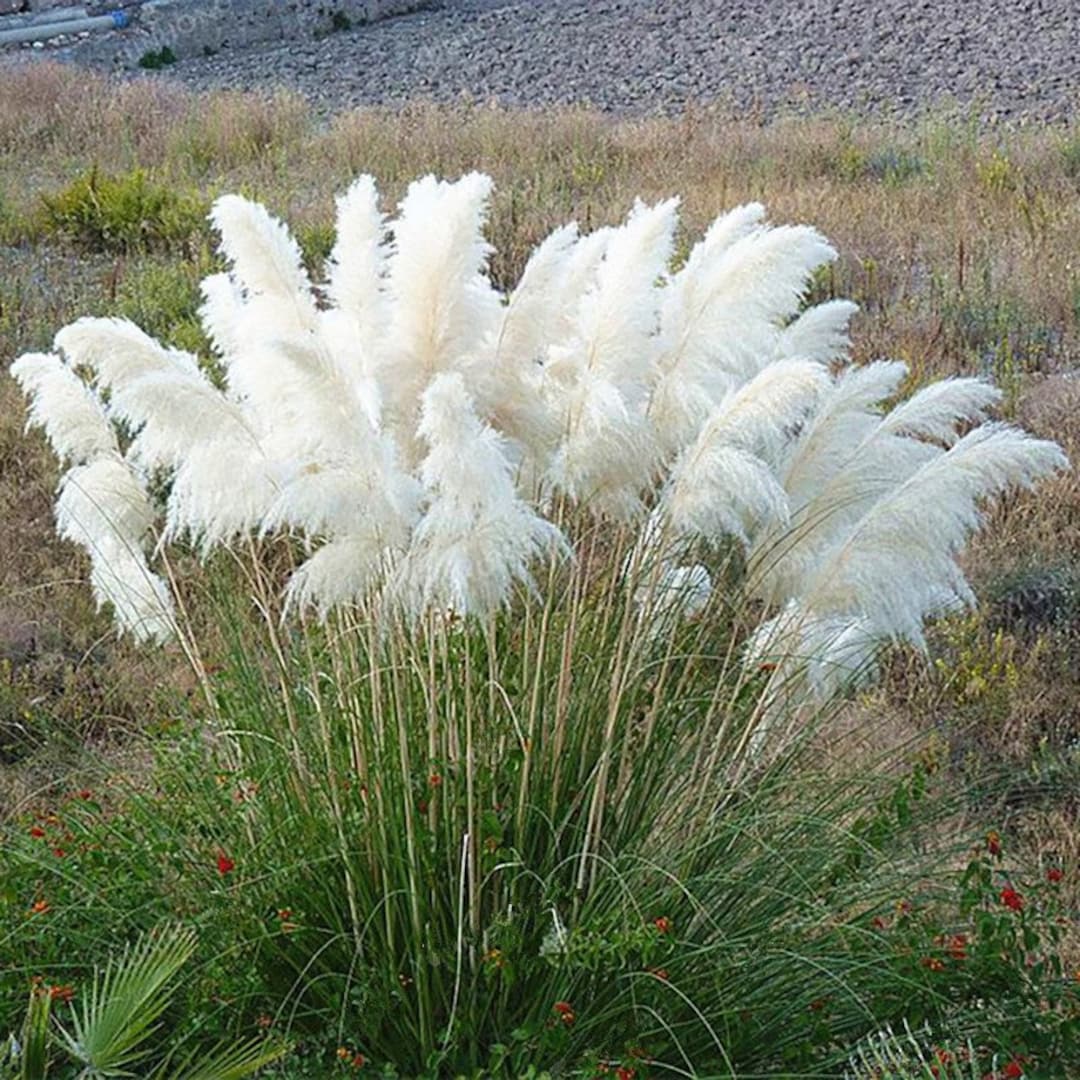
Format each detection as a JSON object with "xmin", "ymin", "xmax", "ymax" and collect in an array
[
  {"xmin": 138, "ymin": 46, "xmax": 178, "ymax": 71},
  {"xmin": 38, "ymin": 168, "xmax": 206, "ymax": 255}
]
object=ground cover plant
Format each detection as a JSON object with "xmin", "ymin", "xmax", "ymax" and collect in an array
[{"xmin": 1, "ymin": 64, "xmax": 1079, "ymax": 1078}]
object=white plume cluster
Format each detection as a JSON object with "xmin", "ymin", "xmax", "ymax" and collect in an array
[
  {"xmin": 10, "ymin": 352, "xmax": 175, "ymax": 642},
  {"xmin": 11, "ymin": 173, "xmax": 1067, "ymax": 694}
]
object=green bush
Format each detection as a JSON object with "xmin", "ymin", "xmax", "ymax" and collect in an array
[
  {"xmin": 38, "ymin": 168, "xmax": 206, "ymax": 255},
  {"xmin": 138, "ymin": 46, "xmax": 178, "ymax": 71}
]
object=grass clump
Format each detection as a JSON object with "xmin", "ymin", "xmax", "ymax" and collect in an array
[{"xmin": 38, "ymin": 167, "xmax": 206, "ymax": 256}]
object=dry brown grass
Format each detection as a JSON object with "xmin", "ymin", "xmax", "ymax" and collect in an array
[{"xmin": 1, "ymin": 66, "xmax": 1077, "ymax": 861}]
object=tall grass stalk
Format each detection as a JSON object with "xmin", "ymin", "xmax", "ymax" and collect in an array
[{"xmin": 130, "ymin": 519, "xmax": 976, "ymax": 1075}]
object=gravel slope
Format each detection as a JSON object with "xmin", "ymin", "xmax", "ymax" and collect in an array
[{"xmin": 150, "ymin": 0, "xmax": 1079, "ymax": 122}]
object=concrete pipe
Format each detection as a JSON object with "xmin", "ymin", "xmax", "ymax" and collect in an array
[{"xmin": 0, "ymin": 10, "xmax": 130, "ymax": 46}]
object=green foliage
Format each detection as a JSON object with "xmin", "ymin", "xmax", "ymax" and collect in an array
[
  {"xmin": 38, "ymin": 169, "xmax": 206, "ymax": 255},
  {"xmin": 109, "ymin": 255, "xmax": 215, "ymax": 357},
  {"xmin": 138, "ymin": 46, "xmax": 178, "ymax": 71},
  {"xmin": 3, "ymin": 926, "xmax": 285, "ymax": 1080},
  {"xmin": 832, "ymin": 140, "xmax": 927, "ymax": 185},
  {"xmin": 2, "ymin": 539, "xmax": 1076, "ymax": 1075}
]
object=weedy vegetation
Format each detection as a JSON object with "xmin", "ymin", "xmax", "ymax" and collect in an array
[{"xmin": 1, "ymin": 64, "xmax": 1078, "ymax": 1078}]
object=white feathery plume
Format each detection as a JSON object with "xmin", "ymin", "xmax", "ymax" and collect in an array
[
  {"xmin": 327, "ymin": 174, "xmax": 388, "ymax": 338},
  {"xmin": 562, "ymin": 197, "xmax": 678, "ymax": 392},
  {"xmin": 10, "ymin": 352, "xmax": 116, "ymax": 464},
  {"xmin": 665, "ymin": 443, "xmax": 790, "ymax": 547},
  {"xmin": 285, "ymin": 535, "xmax": 396, "ymax": 618},
  {"xmin": 109, "ymin": 369, "xmax": 256, "ymax": 472},
  {"xmin": 262, "ymin": 452, "xmax": 421, "ymax": 546},
  {"xmin": 778, "ymin": 360, "xmax": 911, "ymax": 508},
  {"xmin": 660, "ymin": 360, "xmax": 822, "ymax": 551},
  {"xmin": 55, "ymin": 317, "xmax": 200, "ymax": 389},
  {"xmin": 650, "ymin": 217, "xmax": 834, "ymax": 456},
  {"xmin": 55, "ymin": 454, "xmax": 156, "ymax": 555},
  {"xmin": 384, "ymin": 173, "xmax": 503, "ymax": 434},
  {"xmin": 546, "ymin": 226, "xmax": 616, "ymax": 344},
  {"xmin": 397, "ymin": 374, "xmax": 566, "ymax": 617},
  {"xmin": 753, "ymin": 367, "xmax": 1002, "ymax": 607},
  {"xmin": 799, "ymin": 423, "xmax": 1068, "ymax": 649},
  {"xmin": 88, "ymin": 538, "xmax": 175, "ymax": 645},
  {"xmin": 544, "ymin": 198, "xmax": 680, "ymax": 515},
  {"xmin": 693, "ymin": 225, "xmax": 837, "ymax": 337},
  {"xmin": 745, "ymin": 600, "xmax": 880, "ymax": 699},
  {"xmin": 678, "ymin": 202, "xmax": 766, "ymax": 284},
  {"xmin": 493, "ymin": 222, "xmax": 580, "ymax": 370},
  {"xmin": 635, "ymin": 562, "xmax": 713, "ymax": 638},
  {"xmin": 199, "ymin": 273, "xmax": 246, "ymax": 362},
  {"xmin": 876, "ymin": 376, "xmax": 1002, "ymax": 445},
  {"xmin": 210, "ymin": 194, "xmax": 318, "ymax": 337},
  {"xmin": 53, "ymin": 456, "xmax": 174, "ymax": 642},
  {"xmin": 165, "ymin": 439, "xmax": 280, "ymax": 553},
  {"xmin": 480, "ymin": 223, "xmax": 580, "ymax": 455},
  {"xmin": 776, "ymin": 299, "xmax": 859, "ymax": 362},
  {"xmin": 663, "ymin": 360, "xmax": 830, "ymax": 546}
]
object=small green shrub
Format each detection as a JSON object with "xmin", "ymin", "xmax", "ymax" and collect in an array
[
  {"xmin": 138, "ymin": 45, "xmax": 178, "ymax": 70},
  {"xmin": 863, "ymin": 147, "xmax": 927, "ymax": 185},
  {"xmin": 110, "ymin": 255, "xmax": 215, "ymax": 356},
  {"xmin": 38, "ymin": 168, "xmax": 206, "ymax": 255}
]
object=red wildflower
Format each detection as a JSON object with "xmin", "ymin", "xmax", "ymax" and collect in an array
[
  {"xmin": 871, "ymin": 915, "xmax": 888, "ymax": 930},
  {"xmin": 77, "ymin": 789, "xmax": 92, "ymax": 801},
  {"xmin": 350, "ymin": 1054, "xmax": 365, "ymax": 1069},
  {"xmin": 653, "ymin": 916, "xmax": 672, "ymax": 934},
  {"xmin": 255, "ymin": 1014, "xmax": 273, "ymax": 1029},
  {"xmin": 1047, "ymin": 867, "xmax": 1064, "ymax": 884},
  {"xmin": 987, "ymin": 830, "xmax": 1002, "ymax": 857},
  {"xmin": 615, "ymin": 1068, "xmax": 636, "ymax": 1080},
  {"xmin": 48, "ymin": 984, "xmax": 74, "ymax": 1003},
  {"xmin": 52, "ymin": 848, "xmax": 66, "ymax": 859},
  {"xmin": 277, "ymin": 909, "xmax": 292, "ymax": 920},
  {"xmin": 921, "ymin": 956, "xmax": 946, "ymax": 972},
  {"xmin": 418, "ymin": 799, "xmax": 428, "ymax": 814},
  {"xmin": 647, "ymin": 966, "xmax": 669, "ymax": 981},
  {"xmin": 1000, "ymin": 886, "xmax": 1024, "ymax": 912},
  {"xmin": 28, "ymin": 899, "xmax": 50, "ymax": 916},
  {"xmin": 896, "ymin": 899, "xmax": 913, "ymax": 915},
  {"xmin": 553, "ymin": 1001, "xmax": 575, "ymax": 1026},
  {"xmin": 216, "ymin": 852, "xmax": 235, "ymax": 876},
  {"xmin": 947, "ymin": 934, "xmax": 968, "ymax": 961},
  {"xmin": 29, "ymin": 826, "xmax": 45, "ymax": 839},
  {"xmin": 428, "ymin": 773, "xmax": 442, "ymax": 788},
  {"xmin": 1002, "ymin": 1060, "xmax": 1024, "ymax": 1078}
]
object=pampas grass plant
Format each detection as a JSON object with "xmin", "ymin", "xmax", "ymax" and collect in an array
[{"xmin": 8, "ymin": 171, "xmax": 1074, "ymax": 1075}]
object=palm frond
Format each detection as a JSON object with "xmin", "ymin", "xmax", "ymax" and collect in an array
[{"xmin": 58, "ymin": 925, "xmax": 196, "ymax": 1077}]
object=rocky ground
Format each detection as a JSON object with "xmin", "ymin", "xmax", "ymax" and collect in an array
[{"xmin": 132, "ymin": 0, "xmax": 1080, "ymax": 122}]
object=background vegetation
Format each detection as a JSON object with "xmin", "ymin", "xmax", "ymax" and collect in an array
[{"xmin": 1, "ymin": 64, "xmax": 1077, "ymax": 1077}]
